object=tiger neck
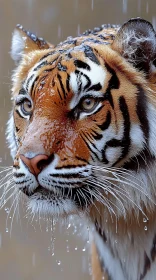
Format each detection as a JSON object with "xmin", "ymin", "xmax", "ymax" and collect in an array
[
  {"xmin": 92, "ymin": 210, "xmax": 156, "ymax": 280},
  {"xmin": 89, "ymin": 164, "xmax": 156, "ymax": 280}
]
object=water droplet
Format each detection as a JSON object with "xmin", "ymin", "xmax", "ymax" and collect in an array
[
  {"xmin": 67, "ymin": 246, "xmax": 69, "ymax": 253},
  {"xmin": 91, "ymin": 0, "xmax": 94, "ymax": 10},
  {"xmin": 5, "ymin": 228, "xmax": 8, "ymax": 233},
  {"xmin": 75, "ymin": 247, "xmax": 78, "ymax": 251},
  {"xmin": 143, "ymin": 218, "xmax": 148, "ymax": 223},
  {"xmin": 67, "ymin": 223, "xmax": 71, "ymax": 229},
  {"xmin": 48, "ymin": 247, "xmax": 50, "ymax": 251},
  {"xmin": 144, "ymin": 226, "xmax": 148, "ymax": 231},
  {"xmin": 57, "ymin": 260, "xmax": 61, "ymax": 266},
  {"xmin": 5, "ymin": 208, "xmax": 9, "ymax": 214},
  {"xmin": 82, "ymin": 248, "xmax": 86, "ymax": 252}
]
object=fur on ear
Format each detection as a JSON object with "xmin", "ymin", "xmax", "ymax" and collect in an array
[
  {"xmin": 112, "ymin": 18, "xmax": 156, "ymax": 74},
  {"xmin": 11, "ymin": 24, "xmax": 52, "ymax": 65}
]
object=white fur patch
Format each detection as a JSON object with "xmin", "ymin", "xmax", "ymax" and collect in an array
[
  {"xmin": 11, "ymin": 29, "xmax": 26, "ymax": 63},
  {"xmin": 6, "ymin": 112, "xmax": 17, "ymax": 159},
  {"xmin": 69, "ymin": 58, "xmax": 106, "ymax": 109},
  {"xmin": 27, "ymin": 195, "xmax": 77, "ymax": 217}
]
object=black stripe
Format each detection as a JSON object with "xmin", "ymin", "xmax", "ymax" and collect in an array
[
  {"xmin": 80, "ymin": 132, "xmax": 100, "ymax": 161},
  {"xmin": 92, "ymin": 131, "xmax": 103, "ymax": 140},
  {"xmin": 26, "ymin": 74, "xmax": 34, "ymax": 91},
  {"xmin": 66, "ymin": 74, "xmax": 70, "ymax": 92},
  {"xmin": 44, "ymin": 68, "xmax": 55, "ymax": 72},
  {"xmin": 14, "ymin": 173, "xmax": 25, "ymax": 178},
  {"xmin": 136, "ymin": 86, "xmax": 149, "ymax": 142},
  {"xmin": 104, "ymin": 63, "xmax": 120, "ymax": 108},
  {"xmin": 15, "ymin": 126, "xmax": 20, "ymax": 132},
  {"xmin": 39, "ymin": 50, "xmax": 56, "ymax": 61},
  {"xmin": 102, "ymin": 96, "xmax": 131, "ymax": 165},
  {"xmin": 57, "ymin": 74, "xmax": 66, "ymax": 99},
  {"xmin": 55, "ymin": 164, "xmax": 86, "ymax": 169},
  {"xmin": 87, "ymin": 82, "xmax": 102, "ymax": 92},
  {"xmin": 31, "ymin": 75, "xmax": 39, "ymax": 96},
  {"xmin": 140, "ymin": 252, "xmax": 151, "ymax": 280},
  {"xmin": 113, "ymin": 96, "xmax": 131, "ymax": 165},
  {"xmin": 151, "ymin": 234, "xmax": 156, "ymax": 261},
  {"xmin": 19, "ymin": 88, "xmax": 27, "ymax": 95},
  {"xmin": 75, "ymin": 70, "xmax": 91, "ymax": 92},
  {"xmin": 74, "ymin": 60, "xmax": 91, "ymax": 70},
  {"xmin": 34, "ymin": 60, "xmax": 49, "ymax": 71},
  {"xmin": 97, "ymin": 111, "xmax": 111, "ymax": 131},
  {"xmin": 75, "ymin": 156, "xmax": 89, "ymax": 164},
  {"xmin": 83, "ymin": 45, "xmax": 99, "ymax": 65},
  {"xmin": 50, "ymin": 173, "xmax": 85, "ymax": 179}
]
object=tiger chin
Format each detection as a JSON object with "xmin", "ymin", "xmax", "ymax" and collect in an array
[{"xmin": 6, "ymin": 18, "xmax": 156, "ymax": 280}]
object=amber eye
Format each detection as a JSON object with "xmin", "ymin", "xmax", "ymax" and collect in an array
[
  {"xmin": 21, "ymin": 99, "xmax": 33, "ymax": 115},
  {"xmin": 81, "ymin": 97, "xmax": 96, "ymax": 112}
]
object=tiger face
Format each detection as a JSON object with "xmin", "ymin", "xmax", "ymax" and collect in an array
[{"xmin": 8, "ymin": 18, "xmax": 156, "ymax": 218}]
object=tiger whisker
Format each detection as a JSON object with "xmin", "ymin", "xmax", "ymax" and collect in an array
[
  {"xmin": 0, "ymin": 189, "xmax": 17, "ymax": 209},
  {"xmin": 94, "ymin": 173, "xmax": 154, "ymax": 204},
  {"xmin": 0, "ymin": 183, "xmax": 15, "ymax": 204}
]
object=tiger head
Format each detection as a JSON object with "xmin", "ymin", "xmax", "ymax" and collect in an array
[{"xmin": 8, "ymin": 18, "xmax": 156, "ymax": 220}]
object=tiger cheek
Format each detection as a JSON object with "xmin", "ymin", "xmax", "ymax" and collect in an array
[{"xmin": 65, "ymin": 134, "xmax": 90, "ymax": 161}]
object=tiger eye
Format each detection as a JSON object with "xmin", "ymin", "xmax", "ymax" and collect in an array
[
  {"xmin": 81, "ymin": 97, "xmax": 96, "ymax": 111},
  {"xmin": 21, "ymin": 99, "xmax": 33, "ymax": 114}
]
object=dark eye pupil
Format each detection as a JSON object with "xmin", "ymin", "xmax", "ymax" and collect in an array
[
  {"xmin": 81, "ymin": 97, "xmax": 95, "ymax": 111},
  {"xmin": 26, "ymin": 101, "xmax": 31, "ymax": 108},
  {"xmin": 85, "ymin": 99, "xmax": 92, "ymax": 106}
]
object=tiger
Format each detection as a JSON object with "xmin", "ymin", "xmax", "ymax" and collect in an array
[{"xmin": 6, "ymin": 17, "xmax": 156, "ymax": 280}]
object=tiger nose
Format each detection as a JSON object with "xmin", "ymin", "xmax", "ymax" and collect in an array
[{"xmin": 20, "ymin": 154, "xmax": 50, "ymax": 176}]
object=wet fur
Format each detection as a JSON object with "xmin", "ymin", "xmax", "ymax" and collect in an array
[{"xmin": 6, "ymin": 18, "xmax": 156, "ymax": 280}]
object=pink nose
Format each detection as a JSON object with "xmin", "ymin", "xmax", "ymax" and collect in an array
[{"xmin": 20, "ymin": 154, "xmax": 50, "ymax": 176}]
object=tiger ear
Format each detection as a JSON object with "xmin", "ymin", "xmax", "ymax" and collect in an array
[
  {"xmin": 11, "ymin": 25, "xmax": 52, "ymax": 65},
  {"xmin": 112, "ymin": 18, "xmax": 156, "ymax": 74}
]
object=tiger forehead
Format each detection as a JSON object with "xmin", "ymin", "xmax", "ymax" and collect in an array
[
  {"xmin": 24, "ymin": 37, "xmax": 112, "ymax": 91},
  {"xmin": 24, "ymin": 44, "xmax": 108, "ymax": 99}
]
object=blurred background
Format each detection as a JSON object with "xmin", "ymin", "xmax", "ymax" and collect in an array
[{"xmin": 0, "ymin": 0, "xmax": 156, "ymax": 279}]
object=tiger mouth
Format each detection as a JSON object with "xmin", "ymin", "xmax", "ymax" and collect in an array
[{"xmin": 21, "ymin": 184, "xmax": 92, "ymax": 208}]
